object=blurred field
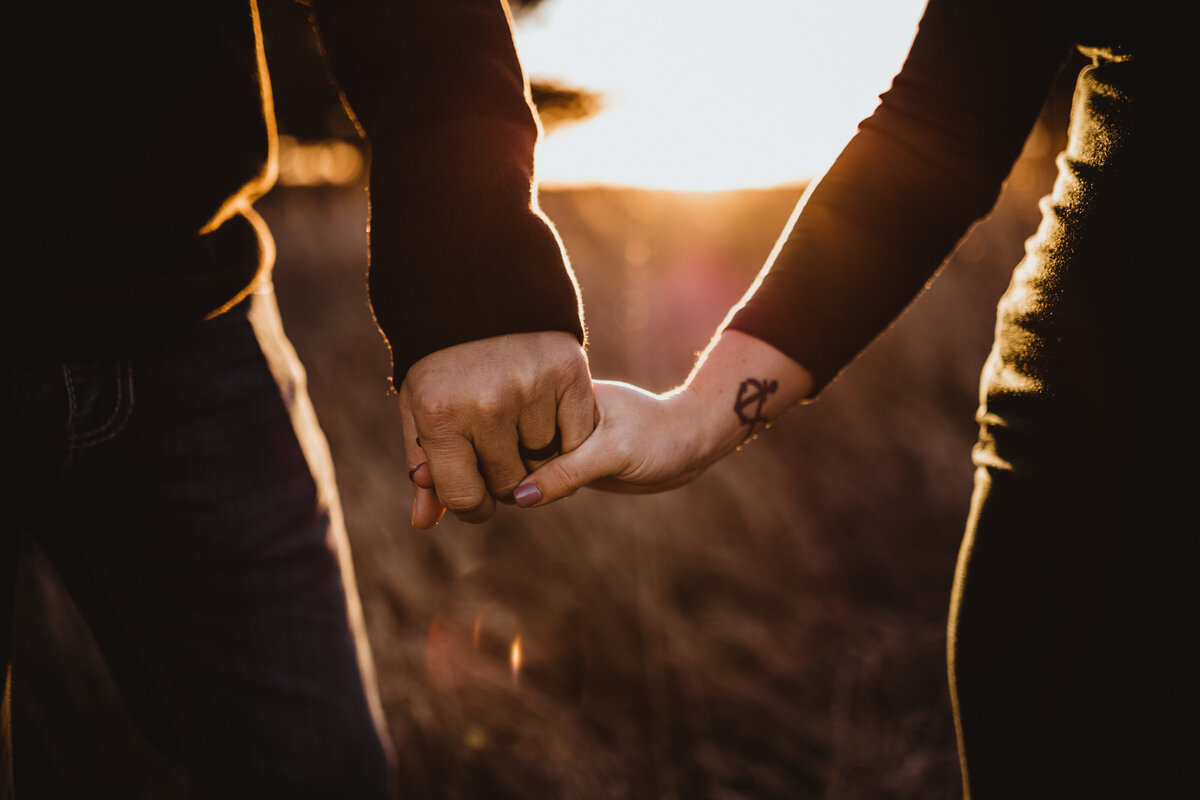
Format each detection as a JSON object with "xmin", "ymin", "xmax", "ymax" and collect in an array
[
  {"xmin": 257, "ymin": 120, "xmax": 1057, "ymax": 798},
  {"xmin": 8, "ymin": 4, "xmax": 1079, "ymax": 788},
  {"xmin": 9, "ymin": 143, "xmax": 1064, "ymax": 800},
  {"xmin": 11, "ymin": 125, "xmax": 1064, "ymax": 798}
]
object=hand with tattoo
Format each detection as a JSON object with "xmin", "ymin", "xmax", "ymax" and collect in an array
[{"xmin": 513, "ymin": 330, "xmax": 812, "ymax": 507}]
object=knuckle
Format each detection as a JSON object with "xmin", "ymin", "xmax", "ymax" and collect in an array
[
  {"xmin": 552, "ymin": 355, "xmax": 585, "ymax": 385},
  {"xmin": 486, "ymin": 463, "xmax": 518, "ymax": 487},
  {"xmin": 472, "ymin": 389, "xmax": 508, "ymax": 419},
  {"xmin": 414, "ymin": 426, "xmax": 458, "ymax": 458},
  {"xmin": 412, "ymin": 384, "xmax": 456, "ymax": 422},
  {"xmin": 507, "ymin": 360, "xmax": 539, "ymax": 391},
  {"xmin": 560, "ymin": 371, "xmax": 595, "ymax": 409},
  {"xmin": 517, "ymin": 368, "xmax": 546, "ymax": 402},
  {"xmin": 482, "ymin": 458, "xmax": 527, "ymax": 497},
  {"xmin": 491, "ymin": 473, "xmax": 524, "ymax": 499},
  {"xmin": 440, "ymin": 490, "xmax": 487, "ymax": 516},
  {"xmin": 454, "ymin": 503, "xmax": 494, "ymax": 524},
  {"xmin": 549, "ymin": 460, "xmax": 584, "ymax": 491}
]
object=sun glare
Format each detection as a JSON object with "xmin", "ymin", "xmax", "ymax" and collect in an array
[{"xmin": 514, "ymin": 0, "xmax": 927, "ymax": 191}]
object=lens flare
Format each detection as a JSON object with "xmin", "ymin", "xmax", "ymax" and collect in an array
[{"xmin": 510, "ymin": 634, "xmax": 523, "ymax": 683}]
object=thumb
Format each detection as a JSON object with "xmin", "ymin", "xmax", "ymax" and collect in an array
[{"xmin": 512, "ymin": 437, "xmax": 617, "ymax": 508}]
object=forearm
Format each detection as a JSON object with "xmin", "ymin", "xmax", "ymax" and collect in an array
[
  {"xmin": 309, "ymin": 0, "xmax": 585, "ymax": 385},
  {"xmin": 674, "ymin": 329, "xmax": 813, "ymax": 474},
  {"xmin": 730, "ymin": 0, "xmax": 1072, "ymax": 393}
]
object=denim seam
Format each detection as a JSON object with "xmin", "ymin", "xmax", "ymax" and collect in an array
[
  {"xmin": 71, "ymin": 360, "xmax": 123, "ymax": 441},
  {"xmin": 73, "ymin": 360, "xmax": 135, "ymax": 447},
  {"xmin": 62, "ymin": 364, "xmax": 78, "ymax": 473}
]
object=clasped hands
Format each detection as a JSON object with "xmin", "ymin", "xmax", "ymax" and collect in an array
[
  {"xmin": 400, "ymin": 330, "xmax": 811, "ymax": 528},
  {"xmin": 398, "ymin": 330, "xmax": 591, "ymax": 528}
]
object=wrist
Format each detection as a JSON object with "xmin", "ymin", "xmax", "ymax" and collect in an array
[
  {"xmin": 679, "ymin": 329, "xmax": 813, "ymax": 461},
  {"xmin": 663, "ymin": 383, "xmax": 745, "ymax": 477}
]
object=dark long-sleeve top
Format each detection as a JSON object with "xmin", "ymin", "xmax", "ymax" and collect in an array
[
  {"xmin": 727, "ymin": 0, "xmax": 1196, "ymax": 397},
  {"xmin": 5, "ymin": 1, "xmax": 583, "ymax": 385}
]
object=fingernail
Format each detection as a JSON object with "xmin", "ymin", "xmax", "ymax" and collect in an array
[
  {"xmin": 408, "ymin": 462, "xmax": 426, "ymax": 483},
  {"xmin": 513, "ymin": 484, "xmax": 542, "ymax": 508}
]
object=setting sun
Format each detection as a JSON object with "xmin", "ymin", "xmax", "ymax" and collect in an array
[{"xmin": 514, "ymin": 0, "xmax": 927, "ymax": 191}]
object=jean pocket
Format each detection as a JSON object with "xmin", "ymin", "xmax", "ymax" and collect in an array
[{"xmin": 65, "ymin": 359, "xmax": 135, "ymax": 450}]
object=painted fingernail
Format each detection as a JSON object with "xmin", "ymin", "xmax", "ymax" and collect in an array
[{"xmin": 513, "ymin": 484, "xmax": 542, "ymax": 508}]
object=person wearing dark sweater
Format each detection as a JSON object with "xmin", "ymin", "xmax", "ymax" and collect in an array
[
  {"xmin": 517, "ymin": 0, "xmax": 1198, "ymax": 795},
  {"xmin": 2, "ymin": 0, "xmax": 590, "ymax": 795}
]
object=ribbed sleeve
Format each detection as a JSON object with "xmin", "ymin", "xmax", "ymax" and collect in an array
[{"xmin": 310, "ymin": 0, "xmax": 584, "ymax": 385}]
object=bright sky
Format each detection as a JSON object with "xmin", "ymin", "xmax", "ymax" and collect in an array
[{"xmin": 513, "ymin": 0, "xmax": 927, "ymax": 191}]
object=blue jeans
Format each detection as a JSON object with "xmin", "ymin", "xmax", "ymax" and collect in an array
[{"xmin": 1, "ymin": 288, "xmax": 393, "ymax": 797}]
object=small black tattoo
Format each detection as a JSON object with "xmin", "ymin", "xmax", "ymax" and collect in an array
[{"xmin": 734, "ymin": 378, "xmax": 778, "ymax": 438}]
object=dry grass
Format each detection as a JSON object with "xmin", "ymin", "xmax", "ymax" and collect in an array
[
  {"xmin": 8, "ymin": 1, "xmax": 1082, "ymax": 791},
  {"xmin": 260, "ymin": 128, "xmax": 1052, "ymax": 798},
  {"xmin": 9, "ymin": 101, "xmax": 1065, "ymax": 798}
]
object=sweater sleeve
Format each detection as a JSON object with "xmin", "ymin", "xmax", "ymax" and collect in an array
[
  {"xmin": 308, "ymin": 0, "xmax": 584, "ymax": 386},
  {"xmin": 727, "ymin": 0, "xmax": 1074, "ymax": 394}
]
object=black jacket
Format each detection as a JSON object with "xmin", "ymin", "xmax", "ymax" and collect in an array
[{"xmin": 5, "ymin": 0, "xmax": 584, "ymax": 385}]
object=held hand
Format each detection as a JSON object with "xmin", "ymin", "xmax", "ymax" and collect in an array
[
  {"xmin": 512, "ymin": 381, "xmax": 714, "ymax": 507},
  {"xmin": 398, "ymin": 331, "xmax": 594, "ymax": 528},
  {"xmin": 512, "ymin": 330, "xmax": 815, "ymax": 508}
]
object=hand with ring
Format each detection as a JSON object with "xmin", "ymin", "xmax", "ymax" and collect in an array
[{"xmin": 398, "ymin": 331, "xmax": 594, "ymax": 528}]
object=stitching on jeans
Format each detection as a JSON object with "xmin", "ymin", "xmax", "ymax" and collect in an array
[
  {"xmin": 73, "ymin": 362, "xmax": 123, "ymax": 440},
  {"xmin": 75, "ymin": 361, "xmax": 136, "ymax": 448},
  {"xmin": 74, "ymin": 360, "xmax": 132, "ymax": 445},
  {"xmin": 62, "ymin": 365, "xmax": 79, "ymax": 473},
  {"xmin": 63, "ymin": 365, "xmax": 78, "ymax": 446}
]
